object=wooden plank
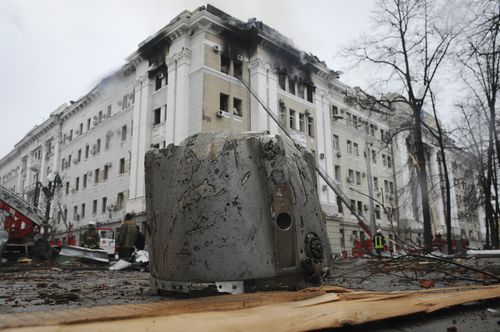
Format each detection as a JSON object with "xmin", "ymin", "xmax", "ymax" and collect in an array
[{"xmin": 2, "ymin": 285, "xmax": 500, "ymax": 332}]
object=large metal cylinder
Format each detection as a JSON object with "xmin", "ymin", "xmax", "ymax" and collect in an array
[{"xmin": 145, "ymin": 132, "xmax": 332, "ymax": 294}]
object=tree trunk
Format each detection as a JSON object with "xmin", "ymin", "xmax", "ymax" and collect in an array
[{"xmin": 413, "ymin": 105, "xmax": 433, "ymax": 252}]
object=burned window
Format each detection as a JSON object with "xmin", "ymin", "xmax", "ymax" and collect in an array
[
  {"xmin": 221, "ymin": 54, "xmax": 230, "ymax": 74},
  {"xmin": 297, "ymin": 82, "xmax": 305, "ymax": 99},
  {"xmin": 278, "ymin": 71, "xmax": 286, "ymax": 90},
  {"xmin": 153, "ymin": 108, "xmax": 161, "ymax": 125},
  {"xmin": 288, "ymin": 76, "xmax": 296, "ymax": 95},
  {"xmin": 306, "ymin": 85, "xmax": 314, "ymax": 102},
  {"xmin": 155, "ymin": 73, "xmax": 163, "ymax": 91},
  {"xmin": 220, "ymin": 93, "xmax": 229, "ymax": 112},
  {"xmin": 234, "ymin": 60, "xmax": 242, "ymax": 80},
  {"xmin": 233, "ymin": 97, "xmax": 242, "ymax": 117}
]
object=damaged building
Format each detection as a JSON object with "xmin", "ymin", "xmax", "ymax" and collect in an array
[{"xmin": 0, "ymin": 4, "xmax": 485, "ymax": 254}]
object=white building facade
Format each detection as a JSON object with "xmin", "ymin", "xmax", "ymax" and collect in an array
[{"xmin": 0, "ymin": 5, "xmax": 485, "ymax": 252}]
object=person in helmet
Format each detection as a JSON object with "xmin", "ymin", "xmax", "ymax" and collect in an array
[
  {"xmin": 372, "ymin": 229, "xmax": 386, "ymax": 255},
  {"xmin": 81, "ymin": 221, "xmax": 100, "ymax": 249}
]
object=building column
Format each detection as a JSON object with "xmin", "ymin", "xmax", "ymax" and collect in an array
[
  {"xmin": 314, "ymin": 87, "xmax": 337, "ymax": 215},
  {"xmin": 166, "ymin": 48, "xmax": 192, "ymax": 145},
  {"xmin": 128, "ymin": 61, "xmax": 152, "ymax": 214},
  {"xmin": 248, "ymin": 59, "xmax": 278, "ymax": 134},
  {"xmin": 40, "ymin": 142, "xmax": 48, "ymax": 185}
]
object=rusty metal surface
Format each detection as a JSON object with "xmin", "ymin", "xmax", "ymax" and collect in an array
[{"xmin": 145, "ymin": 132, "xmax": 332, "ymax": 293}]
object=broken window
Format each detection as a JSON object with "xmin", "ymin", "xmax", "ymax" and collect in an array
[
  {"xmin": 221, "ymin": 54, "xmax": 230, "ymax": 74},
  {"xmin": 153, "ymin": 108, "xmax": 161, "ymax": 125},
  {"xmin": 289, "ymin": 109, "xmax": 296, "ymax": 129},
  {"xmin": 102, "ymin": 197, "xmax": 107, "ymax": 214},
  {"xmin": 297, "ymin": 82, "xmax": 305, "ymax": 99},
  {"xmin": 92, "ymin": 199, "xmax": 97, "ymax": 215},
  {"xmin": 219, "ymin": 93, "xmax": 229, "ymax": 112},
  {"xmin": 121, "ymin": 125, "xmax": 127, "ymax": 141},
  {"xmin": 357, "ymin": 201, "xmax": 363, "ymax": 216},
  {"xmin": 155, "ymin": 72, "xmax": 163, "ymax": 91},
  {"xmin": 384, "ymin": 180, "xmax": 389, "ymax": 193},
  {"xmin": 119, "ymin": 158, "xmax": 125, "ymax": 174},
  {"xmin": 233, "ymin": 98, "xmax": 242, "ymax": 117},
  {"xmin": 387, "ymin": 156, "xmax": 392, "ymax": 168},
  {"xmin": 306, "ymin": 85, "xmax": 314, "ymax": 102},
  {"xmin": 333, "ymin": 135, "xmax": 340, "ymax": 150},
  {"xmin": 352, "ymin": 115, "xmax": 358, "ymax": 128},
  {"xmin": 288, "ymin": 76, "xmax": 296, "ymax": 95},
  {"xmin": 234, "ymin": 59, "xmax": 242, "ymax": 80},
  {"xmin": 299, "ymin": 113, "xmax": 305, "ymax": 132},
  {"xmin": 373, "ymin": 176, "xmax": 379, "ymax": 190},
  {"xmin": 350, "ymin": 200, "xmax": 356, "ymax": 212},
  {"xmin": 278, "ymin": 71, "xmax": 286, "ymax": 90},
  {"xmin": 308, "ymin": 116, "xmax": 314, "ymax": 137}
]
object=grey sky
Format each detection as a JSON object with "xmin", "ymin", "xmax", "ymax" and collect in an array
[{"xmin": 0, "ymin": 0, "xmax": 379, "ymax": 158}]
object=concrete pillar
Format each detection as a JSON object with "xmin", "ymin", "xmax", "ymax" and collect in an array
[
  {"xmin": 248, "ymin": 59, "xmax": 279, "ymax": 134},
  {"xmin": 128, "ymin": 62, "xmax": 152, "ymax": 214}
]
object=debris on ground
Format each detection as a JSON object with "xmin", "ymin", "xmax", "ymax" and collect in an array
[{"xmin": 1, "ymin": 284, "xmax": 500, "ymax": 331}]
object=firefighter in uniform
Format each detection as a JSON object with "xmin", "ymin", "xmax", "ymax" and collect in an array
[
  {"xmin": 372, "ymin": 229, "xmax": 386, "ymax": 255},
  {"xmin": 82, "ymin": 220, "xmax": 100, "ymax": 249}
]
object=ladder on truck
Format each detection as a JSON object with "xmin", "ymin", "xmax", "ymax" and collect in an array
[{"xmin": 0, "ymin": 184, "xmax": 45, "ymax": 239}]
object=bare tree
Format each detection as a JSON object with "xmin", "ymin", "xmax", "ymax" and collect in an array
[
  {"xmin": 343, "ymin": 0, "xmax": 463, "ymax": 251},
  {"xmin": 457, "ymin": 0, "xmax": 500, "ymax": 248}
]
